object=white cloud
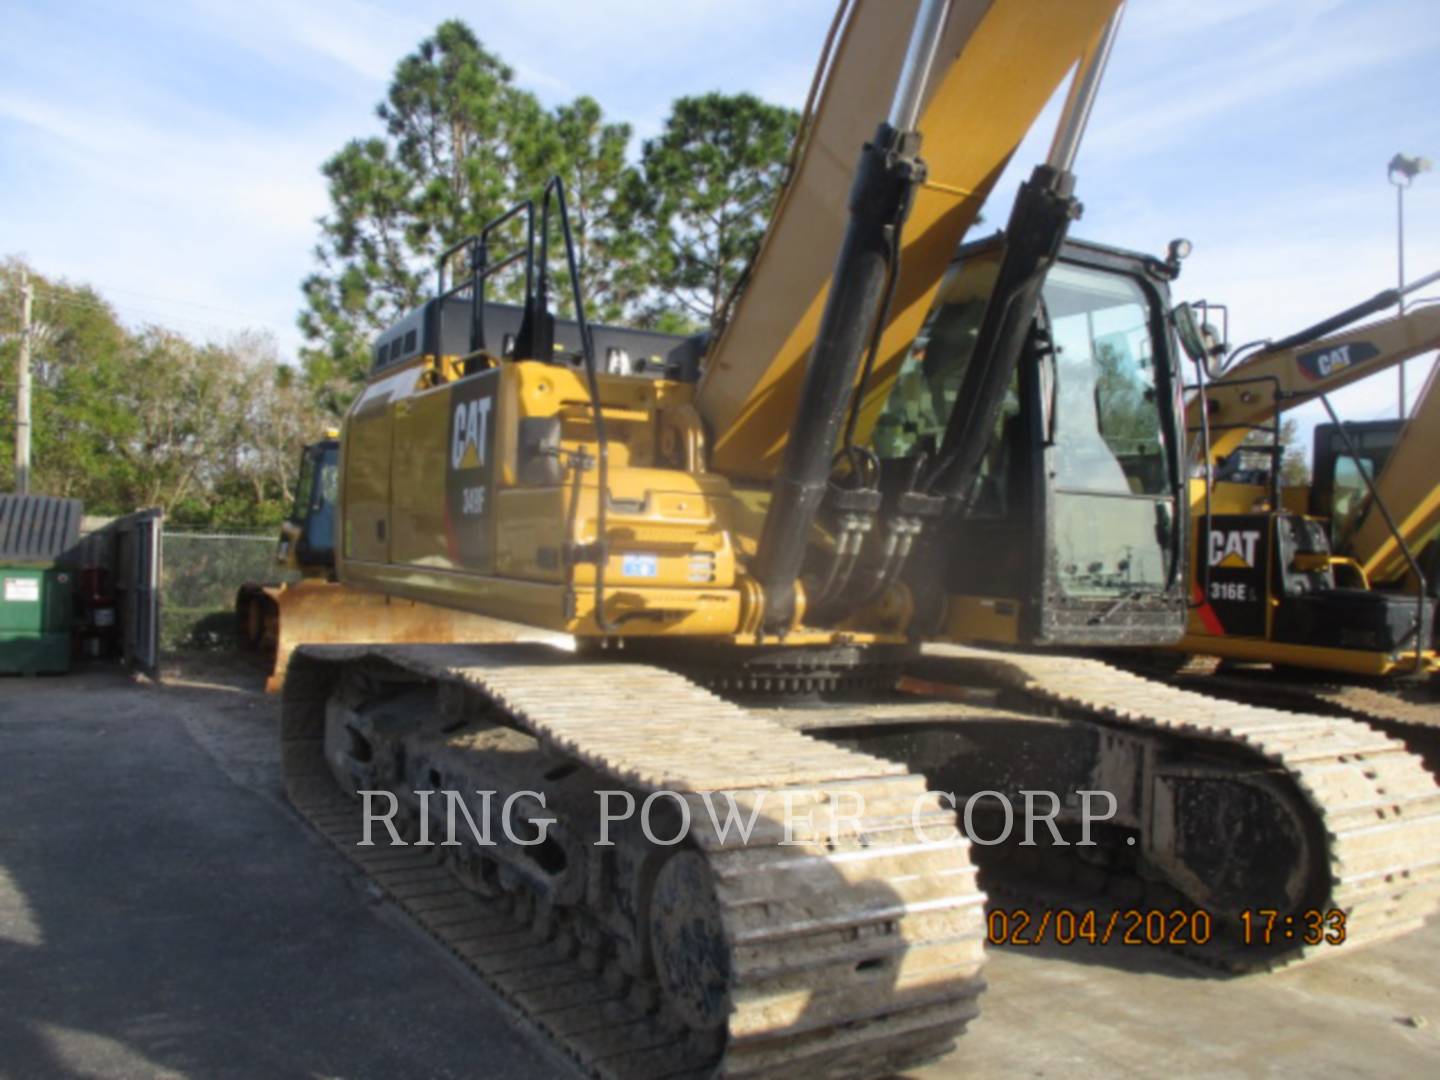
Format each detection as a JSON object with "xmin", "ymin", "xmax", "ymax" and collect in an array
[
  {"xmin": 1085, "ymin": 2, "xmax": 1440, "ymax": 162},
  {"xmin": 0, "ymin": 88, "xmax": 335, "ymax": 351},
  {"xmin": 177, "ymin": 0, "xmax": 429, "ymax": 86},
  {"xmin": 0, "ymin": 95, "xmax": 324, "ymax": 236},
  {"xmin": 1121, "ymin": 0, "xmax": 1337, "ymax": 44}
]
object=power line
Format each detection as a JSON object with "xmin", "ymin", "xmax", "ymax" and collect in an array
[
  {"xmin": 89, "ymin": 283, "xmax": 274, "ymax": 323},
  {"xmin": 25, "ymin": 275, "xmax": 278, "ymax": 324},
  {"xmin": 27, "ymin": 285, "xmax": 288, "ymax": 341}
]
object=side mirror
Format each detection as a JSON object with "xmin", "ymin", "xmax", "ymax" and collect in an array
[
  {"xmin": 1171, "ymin": 302, "xmax": 1208, "ymax": 364},
  {"xmin": 1172, "ymin": 302, "xmax": 1229, "ymax": 377}
]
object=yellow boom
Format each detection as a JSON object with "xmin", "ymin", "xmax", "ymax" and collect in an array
[{"xmin": 698, "ymin": 0, "xmax": 1121, "ymax": 479}]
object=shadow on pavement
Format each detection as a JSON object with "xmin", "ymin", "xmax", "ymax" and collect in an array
[{"xmin": 0, "ymin": 668, "xmax": 563, "ymax": 1079}]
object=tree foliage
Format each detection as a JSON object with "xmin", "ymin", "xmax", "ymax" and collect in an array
[
  {"xmin": 298, "ymin": 22, "xmax": 650, "ymax": 400},
  {"xmin": 629, "ymin": 93, "xmax": 799, "ymax": 332},
  {"xmin": 1, "ymin": 259, "xmax": 323, "ymax": 527},
  {"xmin": 540, "ymin": 96, "xmax": 637, "ymax": 323},
  {"xmin": 3, "ymin": 24, "xmax": 807, "ymax": 532},
  {"xmin": 298, "ymin": 27, "xmax": 801, "ymax": 390},
  {"xmin": 299, "ymin": 21, "xmax": 533, "ymax": 404}
]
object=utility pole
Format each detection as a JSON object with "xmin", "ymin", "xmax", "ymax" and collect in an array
[{"xmin": 15, "ymin": 271, "xmax": 33, "ymax": 494}]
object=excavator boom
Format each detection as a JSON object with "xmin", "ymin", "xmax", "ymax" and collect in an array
[
  {"xmin": 698, "ymin": 0, "xmax": 1121, "ymax": 478},
  {"xmin": 1189, "ymin": 290, "xmax": 1440, "ymax": 466}
]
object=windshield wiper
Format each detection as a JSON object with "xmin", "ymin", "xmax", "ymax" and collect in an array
[{"xmin": 1088, "ymin": 591, "xmax": 1143, "ymax": 626}]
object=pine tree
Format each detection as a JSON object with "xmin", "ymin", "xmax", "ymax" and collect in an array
[
  {"xmin": 298, "ymin": 21, "xmax": 555, "ymax": 402},
  {"xmin": 629, "ymin": 93, "xmax": 799, "ymax": 331}
]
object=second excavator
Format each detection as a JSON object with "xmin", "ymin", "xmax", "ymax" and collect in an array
[
  {"xmin": 1141, "ymin": 273, "xmax": 1440, "ymax": 769},
  {"xmin": 278, "ymin": 2, "xmax": 1440, "ymax": 1076}
]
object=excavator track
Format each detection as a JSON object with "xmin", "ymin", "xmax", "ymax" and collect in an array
[
  {"xmin": 1149, "ymin": 665, "xmax": 1440, "ymax": 778},
  {"xmin": 920, "ymin": 645, "xmax": 1440, "ymax": 966},
  {"xmin": 279, "ymin": 640, "xmax": 1440, "ymax": 1076},
  {"xmin": 1305, "ymin": 683, "xmax": 1440, "ymax": 775},
  {"xmin": 281, "ymin": 643, "xmax": 987, "ymax": 1080}
]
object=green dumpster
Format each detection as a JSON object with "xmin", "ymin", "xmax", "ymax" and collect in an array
[
  {"xmin": 0, "ymin": 494, "xmax": 83, "ymax": 675},
  {"xmin": 1, "ymin": 567, "xmax": 75, "ymax": 674}
]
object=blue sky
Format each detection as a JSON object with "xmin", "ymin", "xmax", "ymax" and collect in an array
[{"xmin": 2, "ymin": 0, "xmax": 1438, "ymax": 445}]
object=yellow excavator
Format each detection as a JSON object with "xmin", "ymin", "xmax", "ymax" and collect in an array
[
  {"xmin": 1144, "ymin": 278, "xmax": 1440, "ymax": 765},
  {"xmin": 278, "ymin": 2, "xmax": 1440, "ymax": 1075},
  {"xmin": 235, "ymin": 432, "xmax": 563, "ymax": 692}
]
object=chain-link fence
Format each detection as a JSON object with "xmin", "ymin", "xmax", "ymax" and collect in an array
[{"xmin": 161, "ymin": 530, "xmax": 297, "ymax": 654}]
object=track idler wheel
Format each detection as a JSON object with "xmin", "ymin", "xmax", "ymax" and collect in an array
[
  {"xmin": 1149, "ymin": 764, "xmax": 1325, "ymax": 919},
  {"xmin": 648, "ymin": 850, "xmax": 732, "ymax": 1032}
]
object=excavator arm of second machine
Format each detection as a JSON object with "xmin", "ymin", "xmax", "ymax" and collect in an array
[
  {"xmin": 1355, "ymin": 358, "xmax": 1440, "ymax": 584},
  {"xmin": 1192, "ymin": 303, "xmax": 1440, "ymax": 466},
  {"xmin": 695, "ymin": 0, "xmax": 1123, "ymax": 480}
]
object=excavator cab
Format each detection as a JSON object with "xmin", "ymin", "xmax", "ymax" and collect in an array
[
  {"xmin": 874, "ymin": 236, "xmax": 1188, "ymax": 647},
  {"xmin": 279, "ymin": 437, "xmax": 340, "ymax": 574},
  {"xmin": 1309, "ymin": 419, "xmax": 1403, "ymax": 554}
]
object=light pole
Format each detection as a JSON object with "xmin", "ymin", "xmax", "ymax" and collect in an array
[{"xmin": 1388, "ymin": 152, "xmax": 1431, "ymax": 418}]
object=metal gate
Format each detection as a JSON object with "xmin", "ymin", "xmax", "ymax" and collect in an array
[
  {"xmin": 159, "ymin": 529, "xmax": 282, "ymax": 654},
  {"xmin": 114, "ymin": 509, "xmax": 162, "ymax": 677}
]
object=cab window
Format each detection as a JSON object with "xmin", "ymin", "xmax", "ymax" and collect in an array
[
  {"xmin": 1043, "ymin": 263, "xmax": 1167, "ymax": 497},
  {"xmin": 1330, "ymin": 454, "xmax": 1373, "ymax": 551}
]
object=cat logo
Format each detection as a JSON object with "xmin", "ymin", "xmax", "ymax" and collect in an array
[
  {"xmin": 1209, "ymin": 528, "xmax": 1261, "ymax": 569},
  {"xmin": 451, "ymin": 397, "xmax": 492, "ymax": 471},
  {"xmin": 1297, "ymin": 340, "xmax": 1380, "ymax": 382}
]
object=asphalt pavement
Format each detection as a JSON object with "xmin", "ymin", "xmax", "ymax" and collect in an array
[
  {"xmin": 3, "ymin": 662, "xmax": 1440, "ymax": 1079},
  {"xmin": 0, "ymin": 667, "xmax": 571, "ymax": 1080}
]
